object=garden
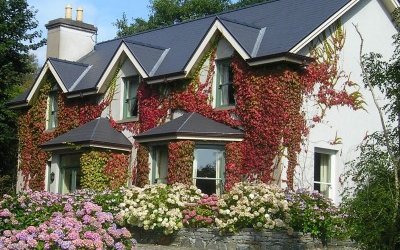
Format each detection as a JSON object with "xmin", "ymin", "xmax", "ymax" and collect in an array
[{"xmin": 0, "ymin": 182, "xmax": 346, "ymax": 249}]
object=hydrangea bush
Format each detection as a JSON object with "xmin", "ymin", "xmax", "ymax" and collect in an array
[
  {"xmin": 118, "ymin": 183, "xmax": 202, "ymax": 234},
  {"xmin": 215, "ymin": 182, "xmax": 291, "ymax": 233},
  {"xmin": 182, "ymin": 194, "xmax": 219, "ymax": 228},
  {"xmin": 0, "ymin": 182, "xmax": 345, "ymax": 247},
  {"xmin": 0, "ymin": 190, "xmax": 136, "ymax": 249}
]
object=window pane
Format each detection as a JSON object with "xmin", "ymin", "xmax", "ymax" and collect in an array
[
  {"xmin": 123, "ymin": 76, "xmax": 139, "ymax": 119},
  {"xmin": 216, "ymin": 60, "xmax": 234, "ymax": 107},
  {"xmin": 194, "ymin": 147, "xmax": 225, "ymax": 195},
  {"xmin": 48, "ymin": 92, "xmax": 58, "ymax": 129},
  {"xmin": 196, "ymin": 149, "xmax": 217, "ymax": 178},
  {"xmin": 314, "ymin": 151, "xmax": 332, "ymax": 198},
  {"xmin": 60, "ymin": 154, "xmax": 81, "ymax": 194},
  {"xmin": 155, "ymin": 146, "xmax": 168, "ymax": 184},
  {"xmin": 196, "ymin": 179, "xmax": 216, "ymax": 195}
]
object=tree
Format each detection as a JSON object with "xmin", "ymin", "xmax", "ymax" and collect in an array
[
  {"xmin": 114, "ymin": 0, "xmax": 269, "ymax": 37},
  {"xmin": 0, "ymin": 0, "xmax": 44, "ymax": 195}
]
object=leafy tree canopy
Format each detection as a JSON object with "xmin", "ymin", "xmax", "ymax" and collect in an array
[
  {"xmin": 114, "ymin": 0, "xmax": 269, "ymax": 37},
  {"xmin": 0, "ymin": 0, "xmax": 44, "ymax": 194}
]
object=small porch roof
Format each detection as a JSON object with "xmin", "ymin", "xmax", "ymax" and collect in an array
[
  {"xmin": 134, "ymin": 112, "xmax": 244, "ymax": 143},
  {"xmin": 41, "ymin": 117, "xmax": 132, "ymax": 152}
]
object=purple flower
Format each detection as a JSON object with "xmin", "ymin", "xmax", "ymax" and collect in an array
[
  {"xmin": 0, "ymin": 208, "xmax": 12, "ymax": 217},
  {"xmin": 115, "ymin": 242, "xmax": 126, "ymax": 250}
]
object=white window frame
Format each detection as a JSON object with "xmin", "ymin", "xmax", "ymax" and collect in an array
[
  {"xmin": 46, "ymin": 85, "xmax": 58, "ymax": 130},
  {"xmin": 313, "ymin": 148, "xmax": 336, "ymax": 200},
  {"xmin": 58, "ymin": 154, "xmax": 81, "ymax": 194},
  {"xmin": 121, "ymin": 75, "xmax": 139, "ymax": 120},
  {"xmin": 150, "ymin": 145, "xmax": 169, "ymax": 184},
  {"xmin": 192, "ymin": 145, "xmax": 225, "ymax": 195},
  {"xmin": 214, "ymin": 58, "xmax": 235, "ymax": 108}
]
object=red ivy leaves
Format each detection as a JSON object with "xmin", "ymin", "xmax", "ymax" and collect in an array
[
  {"xmin": 103, "ymin": 153, "xmax": 130, "ymax": 190},
  {"xmin": 167, "ymin": 141, "xmax": 195, "ymax": 185}
]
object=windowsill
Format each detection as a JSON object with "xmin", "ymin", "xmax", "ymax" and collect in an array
[
  {"xmin": 117, "ymin": 117, "xmax": 139, "ymax": 123},
  {"xmin": 44, "ymin": 128, "xmax": 56, "ymax": 133},
  {"xmin": 214, "ymin": 105, "xmax": 235, "ymax": 111}
]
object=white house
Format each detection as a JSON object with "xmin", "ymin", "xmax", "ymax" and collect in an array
[{"xmin": 8, "ymin": 0, "xmax": 399, "ymax": 203}]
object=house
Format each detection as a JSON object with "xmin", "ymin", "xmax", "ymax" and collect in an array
[{"xmin": 8, "ymin": 0, "xmax": 399, "ymax": 203}]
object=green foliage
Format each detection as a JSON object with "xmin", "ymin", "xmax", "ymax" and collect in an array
[
  {"xmin": 114, "ymin": 0, "xmax": 269, "ymax": 37},
  {"xmin": 341, "ymin": 130, "xmax": 400, "ymax": 249},
  {"xmin": 94, "ymin": 189, "xmax": 124, "ymax": 214},
  {"xmin": 361, "ymin": 33, "xmax": 400, "ymax": 124},
  {"xmin": 288, "ymin": 190, "xmax": 346, "ymax": 246},
  {"xmin": 80, "ymin": 151, "xmax": 109, "ymax": 191},
  {"xmin": 0, "ymin": 0, "xmax": 43, "ymax": 194}
]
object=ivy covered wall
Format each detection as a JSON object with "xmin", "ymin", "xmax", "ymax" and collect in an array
[{"xmin": 17, "ymin": 24, "xmax": 361, "ymax": 191}]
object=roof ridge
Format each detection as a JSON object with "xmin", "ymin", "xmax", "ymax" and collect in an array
[
  {"xmin": 48, "ymin": 57, "xmax": 90, "ymax": 67},
  {"xmin": 89, "ymin": 118, "xmax": 102, "ymax": 141},
  {"xmin": 218, "ymin": 16, "xmax": 263, "ymax": 30},
  {"xmin": 176, "ymin": 112, "xmax": 195, "ymax": 132},
  {"xmin": 123, "ymin": 40, "xmax": 168, "ymax": 50},
  {"xmin": 95, "ymin": 0, "xmax": 280, "ymax": 46}
]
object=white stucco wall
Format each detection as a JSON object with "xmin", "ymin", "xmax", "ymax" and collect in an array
[
  {"xmin": 295, "ymin": 0, "xmax": 398, "ymax": 204},
  {"xmin": 47, "ymin": 26, "xmax": 95, "ymax": 61}
]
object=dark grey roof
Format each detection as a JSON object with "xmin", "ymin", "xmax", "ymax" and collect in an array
[
  {"xmin": 41, "ymin": 118, "xmax": 132, "ymax": 151},
  {"xmin": 10, "ymin": 0, "xmax": 351, "ymax": 104},
  {"xmin": 73, "ymin": 0, "xmax": 349, "ymax": 91},
  {"xmin": 48, "ymin": 58, "xmax": 90, "ymax": 90},
  {"xmin": 135, "ymin": 112, "xmax": 244, "ymax": 142}
]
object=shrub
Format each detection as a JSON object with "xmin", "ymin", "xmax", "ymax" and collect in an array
[
  {"xmin": 0, "ymin": 201, "xmax": 136, "ymax": 249},
  {"xmin": 215, "ymin": 182, "xmax": 290, "ymax": 233},
  {"xmin": 183, "ymin": 194, "xmax": 218, "ymax": 228},
  {"xmin": 287, "ymin": 189, "xmax": 345, "ymax": 245},
  {"xmin": 0, "ymin": 190, "xmax": 63, "ymax": 232},
  {"xmin": 118, "ymin": 183, "xmax": 202, "ymax": 234}
]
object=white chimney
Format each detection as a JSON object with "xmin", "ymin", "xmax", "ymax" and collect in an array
[
  {"xmin": 45, "ymin": 5, "xmax": 97, "ymax": 61},
  {"xmin": 65, "ymin": 4, "xmax": 72, "ymax": 19},
  {"xmin": 76, "ymin": 7, "xmax": 83, "ymax": 22}
]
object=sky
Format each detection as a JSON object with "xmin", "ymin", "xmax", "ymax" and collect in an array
[{"xmin": 27, "ymin": 0, "xmax": 151, "ymax": 65}]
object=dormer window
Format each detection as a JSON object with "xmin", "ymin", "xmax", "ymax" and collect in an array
[
  {"xmin": 215, "ymin": 59, "xmax": 234, "ymax": 108},
  {"xmin": 122, "ymin": 76, "xmax": 139, "ymax": 119},
  {"xmin": 47, "ymin": 84, "xmax": 58, "ymax": 130}
]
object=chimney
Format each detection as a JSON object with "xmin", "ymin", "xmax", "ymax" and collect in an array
[
  {"xmin": 65, "ymin": 4, "xmax": 72, "ymax": 19},
  {"xmin": 45, "ymin": 5, "xmax": 97, "ymax": 61},
  {"xmin": 76, "ymin": 7, "xmax": 83, "ymax": 22}
]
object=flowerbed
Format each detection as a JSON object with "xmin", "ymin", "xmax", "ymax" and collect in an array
[
  {"xmin": 0, "ymin": 182, "xmax": 346, "ymax": 248},
  {"xmin": 117, "ymin": 182, "xmax": 345, "ymax": 244}
]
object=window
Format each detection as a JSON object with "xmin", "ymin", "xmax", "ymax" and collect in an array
[
  {"xmin": 215, "ymin": 59, "xmax": 234, "ymax": 107},
  {"xmin": 59, "ymin": 154, "xmax": 81, "ymax": 194},
  {"xmin": 151, "ymin": 146, "xmax": 168, "ymax": 184},
  {"xmin": 122, "ymin": 76, "xmax": 139, "ymax": 119},
  {"xmin": 47, "ymin": 85, "xmax": 58, "ymax": 129},
  {"xmin": 314, "ymin": 151, "xmax": 333, "ymax": 198},
  {"xmin": 193, "ymin": 146, "xmax": 225, "ymax": 195}
]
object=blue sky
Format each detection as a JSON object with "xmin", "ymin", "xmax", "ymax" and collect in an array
[{"xmin": 27, "ymin": 0, "xmax": 150, "ymax": 64}]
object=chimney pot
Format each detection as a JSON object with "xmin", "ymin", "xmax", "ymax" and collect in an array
[
  {"xmin": 76, "ymin": 7, "xmax": 83, "ymax": 22},
  {"xmin": 65, "ymin": 4, "xmax": 72, "ymax": 19}
]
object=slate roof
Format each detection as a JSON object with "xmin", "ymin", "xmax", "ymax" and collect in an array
[
  {"xmin": 41, "ymin": 118, "xmax": 132, "ymax": 151},
  {"xmin": 48, "ymin": 58, "xmax": 91, "ymax": 91},
  {"xmin": 9, "ymin": 0, "xmax": 351, "ymax": 105},
  {"xmin": 134, "ymin": 112, "xmax": 244, "ymax": 142}
]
